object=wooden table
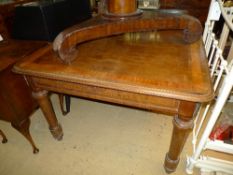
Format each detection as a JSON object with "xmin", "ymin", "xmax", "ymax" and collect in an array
[{"xmin": 14, "ymin": 26, "xmax": 213, "ymax": 173}]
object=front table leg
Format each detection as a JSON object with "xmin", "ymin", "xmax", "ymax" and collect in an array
[
  {"xmin": 32, "ymin": 90, "xmax": 63, "ymax": 140},
  {"xmin": 164, "ymin": 101, "xmax": 196, "ymax": 173}
]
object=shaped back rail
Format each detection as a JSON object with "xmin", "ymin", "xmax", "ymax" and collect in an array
[{"xmin": 53, "ymin": 1, "xmax": 202, "ymax": 64}]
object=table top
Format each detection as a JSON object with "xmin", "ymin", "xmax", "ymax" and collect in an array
[{"xmin": 14, "ymin": 31, "xmax": 214, "ymax": 102}]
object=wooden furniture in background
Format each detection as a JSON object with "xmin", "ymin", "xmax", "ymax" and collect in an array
[
  {"xmin": 160, "ymin": 0, "xmax": 211, "ymax": 25},
  {"xmin": 0, "ymin": 0, "xmax": 211, "ymax": 29},
  {"xmin": 0, "ymin": 129, "xmax": 7, "ymax": 143},
  {"xmin": 0, "ymin": 39, "xmax": 48, "ymax": 153},
  {"xmin": 0, "ymin": 0, "xmax": 37, "ymax": 35},
  {"xmin": 0, "ymin": 14, "xmax": 44, "ymax": 153},
  {"xmin": 0, "ymin": 13, "xmax": 69, "ymax": 152},
  {"xmin": 14, "ymin": 0, "xmax": 214, "ymax": 173},
  {"xmin": 94, "ymin": 0, "xmax": 211, "ymax": 25}
]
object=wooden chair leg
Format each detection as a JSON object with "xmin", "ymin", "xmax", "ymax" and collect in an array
[
  {"xmin": 58, "ymin": 94, "xmax": 71, "ymax": 116},
  {"xmin": 11, "ymin": 119, "xmax": 39, "ymax": 154},
  {"xmin": 0, "ymin": 129, "xmax": 7, "ymax": 143}
]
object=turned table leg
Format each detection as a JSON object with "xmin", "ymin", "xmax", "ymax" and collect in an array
[
  {"xmin": 32, "ymin": 90, "xmax": 63, "ymax": 140},
  {"xmin": 164, "ymin": 101, "xmax": 197, "ymax": 173}
]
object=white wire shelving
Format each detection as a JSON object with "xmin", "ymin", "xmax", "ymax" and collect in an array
[{"xmin": 186, "ymin": 0, "xmax": 233, "ymax": 174}]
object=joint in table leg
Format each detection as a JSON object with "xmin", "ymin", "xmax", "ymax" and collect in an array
[{"xmin": 173, "ymin": 115, "xmax": 194, "ymax": 130}]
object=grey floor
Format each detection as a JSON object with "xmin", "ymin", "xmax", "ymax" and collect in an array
[{"xmin": 0, "ymin": 95, "xmax": 199, "ymax": 175}]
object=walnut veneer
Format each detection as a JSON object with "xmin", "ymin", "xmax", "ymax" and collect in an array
[{"xmin": 13, "ymin": 1, "xmax": 214, "ymax": 173}]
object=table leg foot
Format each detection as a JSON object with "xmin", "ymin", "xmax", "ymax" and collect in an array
[
  {"xmin": 2, "ymin": 137, "xmax": 7, "ymax": 143},
  {"xmin": 164, "ymin": 153, "xmax": 180, "ymax": 173},
  {"xmin": 0, "ymin": 129, "xmax": 7, "ymax": 143},
  {"xmin": 49, "ymin": 123, "xmax": 63, "ymax": 140},
  {"xmin": 11, "ymin": 118, "xmax": 39, "ymax": 154}
]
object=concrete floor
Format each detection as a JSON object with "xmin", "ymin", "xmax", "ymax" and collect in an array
[{"xmin": 0, "ymin": 95, "xmax": 199, "ymax": 175}]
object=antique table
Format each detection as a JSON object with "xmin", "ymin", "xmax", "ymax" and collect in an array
[{"xmin": 13, "ymin": 1, "xmax": 214, "ymax": 173}]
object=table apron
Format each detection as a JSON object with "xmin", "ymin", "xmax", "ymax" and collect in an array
[{"xmin": 32, "ymin": 77, "xmax": 180, "ymax": 115}]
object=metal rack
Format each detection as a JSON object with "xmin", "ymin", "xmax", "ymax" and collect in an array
[{"xmin": 186, "ymin": 0, "xmax": 233, "ymax": 174}]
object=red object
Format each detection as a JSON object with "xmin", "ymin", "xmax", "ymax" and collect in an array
[{"xmin": 210, "ymin": 125, "xmax": 233, "ymax": 141}]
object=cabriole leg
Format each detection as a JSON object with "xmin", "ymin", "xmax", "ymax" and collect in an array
[
  {"xmin": 0, "ymin": 129, "xmax": 7, "ymax": 143},
  {"xmin": 11, "ymin": 119, "xmax": 39, "ymax": 154}
]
